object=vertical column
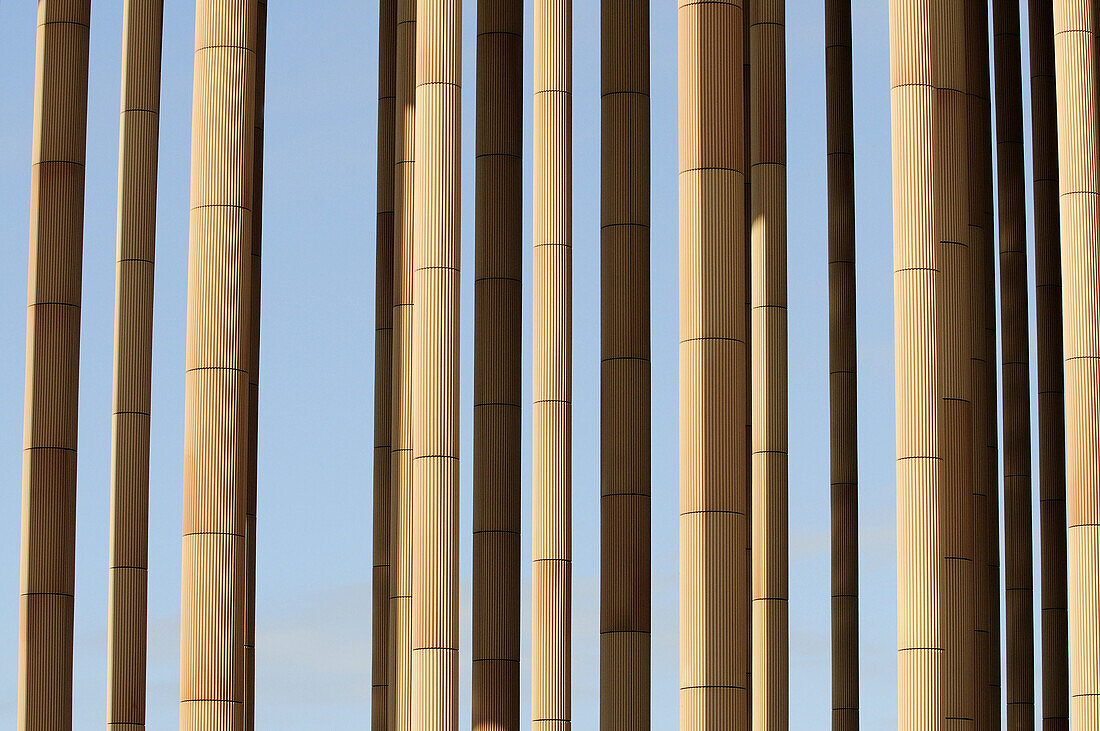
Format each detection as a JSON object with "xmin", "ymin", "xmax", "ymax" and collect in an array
[
  {"xmin": 19, "ymin": 2, "xmax": 91, "ymax": 728},
  {"xmin": 389, "ymin": 0, "xmax": 416, "ymax": 725},
  {"xmin": 825, "ymin": 0, "xmax": 858, "ymax": 728},
  {"xmin": 473, "ymin": 0, "xmax": 522, "ymax": 727},
  {"xmin": 108, "ymin": 2, "xmax": 163, "ymax": 728},
  {"xmin": 678, "ymin": 0, "xmax": 749, "ymax": 725},
  {"xmin": 600, "ymin": 0, "xmax": 650, "ymax": 727},
  {"xmin": 890, "ymin": 0, "xmax": 943, "ymax": 725},
  {"xmin": 373, "ymin": 0, "xmax": 397, "ymax": 727},
  {"xmin": 179, "ymin": 1, "xmax": 256, "ymax": 728},
  {"xmin": 743, "ymin": 1, "xmax": 754, "ymax": 716},
  {"xmin": 410, "ymin": 0, "xmax": 462, "ymax": 726},
  {"xmin": 1029, "ymin": 0, "xmax": 1069, "ymax": 724},
  {"xmin": 1053, "ymin": 0, "xmax": 1100, "ymax": 726}
]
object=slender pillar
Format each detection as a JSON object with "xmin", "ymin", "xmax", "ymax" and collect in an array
[
  {"xmin": 825, "ymin": 0, "xmax": 858, "ymax": 727},
  {"xmin": 743, "ymin": 1, "xmax": 754, "ymax": 715},
  {"xmin": 373, "ymin": 0, "xmax": 397, "ymax": 727},
  {"xmin": 678, "ymin": 0, "xmax": 749, "ymax": 724},
  {"xmin": 890, "ymin": 0, "xmax": 944, "ymax": 724},
  {"xmin": 178, "ymin": 2, "xmax": 256, "ymax": 727},
  {"xmin": 410, "ymin": 0, "xmax": 461, "ymax": 725},
  {"xmin": 472, "ymin": 0, "xmax": 522, "ymax": 726},
  {"xmin": 19, "ymin": 2, "xmax": 91, "ymax": 728},
  {"xmin": 1053, "ymin": 0, "xmax": 1100, "ymax": 726},
  {"xmin": 108, "ymin": 2, "xmax": 163, "ymax": 728},
  {"xmin": 600, "ymin": 0, "xmax": 650, "ymax": 727},
  {"xmin": 1028, "ymin": 0, "xmax": 1069, "ymax": 723},
  {"xmin": 389, "ymin": 0, "xmax": 416, "ymax": 725}
]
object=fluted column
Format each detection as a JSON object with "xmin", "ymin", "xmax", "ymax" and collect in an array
[
  {"xmin": 19, "ymin": 2, "xmax": 91, "ymax": 728},
  {"xmin": 1053, "ymin": 0, "xmax": 1100, "ymax": 726},
  {"xmin": 600, "ymin": 0, "xmax": 650, "ymax": 727},
  {"xmin": 108, "ymin": 2, "xmax": 163, "ymax": 728},
  {"xmin": 410, "ymin": 0, "xmax": 461, "ymax": 726},
  {"xmin": 473, "ymin": 0, "xmax": 522, "ymax": 727},
  {"xmin": 678, "ymin": 0, "xmax": 749, "ymax": 725},
  {"xmin": 825, "ymin": 0, "xmax": 858, "ymax": 728},
  {"xmin": 389, "ymin": 0, "xmax": 416, "ymax": 725},
  {"xmin": 373, "ymin": 0, "xmax": 397, "ymax": 727},
  {"xmin": 178, "ymin": 1, "xmax": 256, "ymax": 728},
  {"xmin": 1028, "ymin": 0, "xmax": 1069, "ymax": 724},
  {"xmin": 742, "ymin": 1, "xmax": 753, "ymax": 714}
]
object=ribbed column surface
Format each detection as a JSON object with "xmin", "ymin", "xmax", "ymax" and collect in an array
[
  {"xmin": 678, "ymin": 0, "xmax": 749, "ymax": 726},
  {"xmin": 389, "ymin": 0, "xmax": 416, "ymax": 726},
  {"xmin": 410, "ymin": 0, "xmax": 461, "ymax": 727},
  {"xmin": 1053, "ymin": 0, "xmax": 1100, "ymax": 727},
  {"xmin": 533, "ymin": 0, "xmax": 572, "ymax": 727},
  {"xmin": 19, "ymin": 2, "xmax": 91, "ymax": 728},
  {"xmin": 1029, "ymin": 0, "xmax": 1070, "ymax": 724},
  {"xmin": 825, "ymin": 0, "xmax": 858, "ymax": 728},
  {"xmin": 108, "ymin": 2, "xmax": 163, "ymax": 728},
  {"xmin": 373, "ymin": 1, "xmax": 397, "ymax": 729},
  {"xmin": 600, "ymin": 0, "xmax": 651, "ymax": 728},
  {"xmin": 472, "ymin": 0, "xmax": 522, "ymax": 728},
  {"xmin": 178, "ymin": 1, "xmax": 256, "ymax": 728},
  {"xmin": 742, "ymin": 0, "xmax": 754, "ymax": 716}
]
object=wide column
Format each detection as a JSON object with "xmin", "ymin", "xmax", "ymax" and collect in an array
[
  {"xmin": 1029, "ymin": 0, "xmax": 1069, "ymax": 724},
  {"xmin": 600, "ymin": 0, "xmax": 651, "ymax": 728},
  {"xmin": 108, "ymin": 2, "xmax": 163, "ymax": 728},
  {"xmin": 472, "ymin": 0, "xmax": 522, "ymax": 727},
  {"xmin": 1053, "ymin": 0, "xmax": 1100, "ymax": 725},
  {"xmin": 179, "ymin": 2, "xmax": 256, "ymax": 728},
  {"xmin": 825, "ymin": 0, "xmax": 858, "ymax": 728},
  {"xmin": 410, "ymin": 0, "xmax": 462, "ymax": 725},
  {"xmin": 373, "ymin": 0, "xmax": 397, "ymax": 727},
  {"xmin": 19, "ymin": 2, "xmax": 91, "ymax": 728},
  {"xmin": 678, "ymin": 0, "xmax": 749, "ymax": 725},
  {"xmin": 533, "ymin": 0, "xmax": 572, "ymax": 726}
]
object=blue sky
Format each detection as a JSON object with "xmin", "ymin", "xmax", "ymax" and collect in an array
[{"xmin": 0, "ymin": 1, "xmax": 1044, "ymax": 727}]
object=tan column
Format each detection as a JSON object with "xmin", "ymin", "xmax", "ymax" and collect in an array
[
  {"xmin": 1053, "ymin": 0, "xmax": 1100, "ymax": 725},
  {"xmin": 410, "ymin": 0, "xmax": 461, "ymax": 726},
  {"xmin": 825, "ymin": 0, "xmax": 858, "ymax": 727},
  {"xmin": 600, "ymin": 0, "xmax": 650, "ymax": 727},
  {"xmin": 373, "ymin": 0, "xmax": 397, "ymax": 727},
  {"xmin": 107, "ymin": 2, "xmax": 163, "ymax": 728},
  {"xmin": 18, "ymin": 2, "xmax": 91, "ymax": 728},
  {"xmin": 743, "ymin": 1, "xmax": 753, "ymax": 714},
  {"xmin": 890, "ymin": 0, "xmax": 943, "ymax": 724},
  {"xmin": 1028, "ymin": 0, "xmax": 1069, "ymax": 724},
  {"xmin": 472, "ymin": 0, "xmax": 522, "ymax": 727},
  {"xmin": 678, "ymin": 0, "xmax": 749, "ymax": 725},
  {"xmin": 178, "ymin": 1, "xmax": 255, "ymax": 728},
  {"xmin": 389, "ymin": 0, "xmax": 416, "ymax": 725}
]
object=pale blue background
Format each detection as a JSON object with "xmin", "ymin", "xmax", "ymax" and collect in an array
[{"xmin": 0, "ymin": 1, "xmax": 1042, "ymax": 727}]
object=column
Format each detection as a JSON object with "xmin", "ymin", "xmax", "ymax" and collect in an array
[
  {"xmin": 19, "ymin": 2, "xmax": 91, "ymax": 728},
  {"xmin": 601, "ymin": 0, "xmax": 650, "ymax": 727},
  {"xmin": 678, "ymin": 0, "xmax": 749, "ymax": 725},
  {"xmin": 743, "ymin": 0, "xmax": 754, "ymax": 714},
  {"xmin": 473, "ymin": 0, "xmax": 522, "ymax": 727},
  {"xmin": 410, "ymin": 0, "xmax": 462, "ymax": 725},
  {"xmin": 108, "ymin": 1, "xmax": 163, "ymax": 728}
]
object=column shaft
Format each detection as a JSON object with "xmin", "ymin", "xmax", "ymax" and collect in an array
[
  {"xmin": 179, "ymin": 2, "xmax": 256, "ymax": 728},
  {"xmin": 19, "ymin": 2, "xmax": 91, "ymax": 728},
  {"xmin": 473, "ymin": 0, "xmax": 522, "ymax": 727},
  {"xmin": 743, "ymin": 1, "xmax": 754, "ymax": 715},
  {"xmin": 678, "ymin": 0, "xmax": 749, "ymax": 725}
]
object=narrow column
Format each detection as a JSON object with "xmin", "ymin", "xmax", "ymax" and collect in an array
[
  {"xmin": 19, "ymin": 2, "xmax": 91, "ymax": 728},
  {"xmin": 890, "ymin": 0, "xmax": 943, "ymax": 724},
  {"xmin": 1053, "ymin": 0, "xmax": 1100, "ymax": 726},
  {"xmin": 389, "ymin": 0, "xmax": 416, "ymax": 725},
  {"xmin": 600, "ymin": 0, "xmax": 650, "ymax": 727},
  {"xmin": 1029, "ymin": 0, "xmax": 1069, "ymax": 724},
  {"xmin": 743, "ymin": 1, "xmax": 754, "ymax": 714},
  {"xmin": 825, "ymin": 0, "xmax": 858, "ymax": 727},
  {"xmin": 373, "ymin": 0, "xmax": 397, "ymax": 727},
  {"xmin": 410, "ymin": 0, "xmax": 462, "ymax": 725},
  {"xmin": 472, "ymin": 0, "xmax": 522, "ymax": 727},
  {"xmin": 108, "ymin": 2, "xmax": 163, "ymax": 728},
  {"xmin": 678, "ymin": 0, "xmax": 749, "ymax": 725}
]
